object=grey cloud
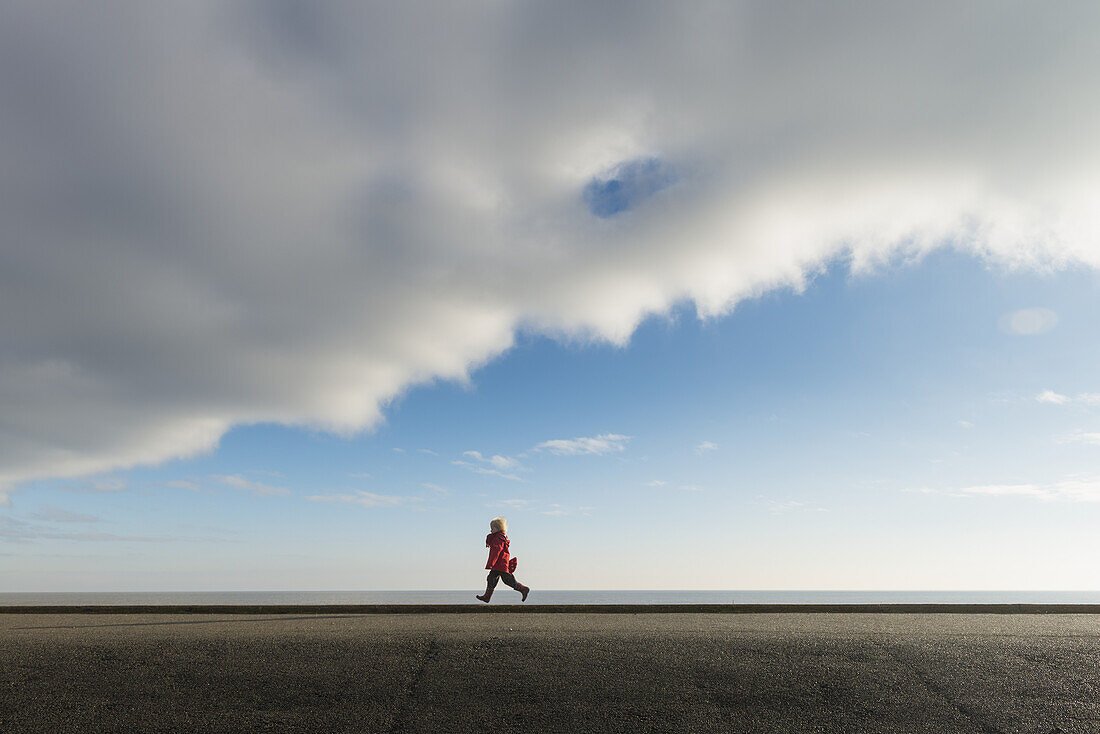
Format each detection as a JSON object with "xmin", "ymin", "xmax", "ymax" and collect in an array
[{"xmin": 2, "ymin": 3, "xmax": 1100, "ymax": 493}]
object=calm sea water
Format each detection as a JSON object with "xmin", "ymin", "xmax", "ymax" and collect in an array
[{"xmin": 3, "ymin": 590, "xmax": 1099, "ymax": 606}]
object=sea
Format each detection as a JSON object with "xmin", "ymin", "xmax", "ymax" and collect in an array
[{"xmin": 3, "ymin": 590, "xmax": 1099, "ymax": 606}]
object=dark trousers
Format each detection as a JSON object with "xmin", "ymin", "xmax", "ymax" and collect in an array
[{"xmin": 486, "ymin": 570, "xmax": 519, "ymax": 591}]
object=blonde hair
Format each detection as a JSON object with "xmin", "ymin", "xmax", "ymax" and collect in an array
[{"xmin": 490, "ymin": 516, "xmax": 507, "ymax": 534}]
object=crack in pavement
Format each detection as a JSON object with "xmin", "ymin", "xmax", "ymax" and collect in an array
[
  {"xmin": 387, "ymin": 635, "xmax": 439, "ymax": 734},
  {"xmin": 876, "ymin": 640, "xmax": 1005, "ymax": 734}
]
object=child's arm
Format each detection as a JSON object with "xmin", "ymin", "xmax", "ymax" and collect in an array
[{"xmin": 485, "ymin": 537, "xmax": 503, "ymax": 568}]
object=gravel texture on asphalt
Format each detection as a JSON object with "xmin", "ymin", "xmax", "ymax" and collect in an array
[{"xmin": 2, "ymin": 613, "xmax": 1098, "ymax": 733}]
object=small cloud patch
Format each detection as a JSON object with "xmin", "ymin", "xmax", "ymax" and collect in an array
[
  {"xmin": 918, "ymin": 477, "xmax": 1100, "ymax": 502},
  {"xmin": 30, "ymin": 506, "xmax": 102, "ymax": 523},
  {"xmin": 305, "ymin": 491, "xmax": 419, "ymax": 508},
  {"xmin": 999, "ymin": 308, "xmax": 1058, "ymax": 335},
  {"xmin": 695, "ymin": 441, "xmax": 718, "ymax": 455},
  {"xmin": 765, "ymin": 500, "xmax": 828, "ymax": 514},
  {"xmin": 422, "ymin": 482, "xmax": 450, "ymax": 495},
  {"xmin": 1037, "ymin": 389, "xmax": 1069, "ymax": 405},
  {"xmin": 1036, "ymin": 390, "xmax": 1100, "ymax": 406},
  {"xmin": 1059, "ymin": 431, "xmax": 1100, "ymax": 446},
  {"xmin": 212, "ymin": 474, "xmax": 290, "ymax": 497},
  {"xmin": 454, "ymin": 451, "xmax": 526, "ymax": 480},
  {"xmin": 90, "ymin": 477, "xmax": 127, "ymax": 493},
  {"xmin": 535, "ymin": 433, "xmax": 630, "ymax": 456},
  {"xmin": 164, "ymin": 479, "xmax": 202, "ymax": 492}
]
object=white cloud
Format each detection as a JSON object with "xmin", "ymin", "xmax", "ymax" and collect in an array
[
  {"xmin": 927, "ymin": 478, "xmax": 1100, "ymax": 503},
  {"xmin": 24, "ymin": 475, "xmax": 129, "ymax": 498},
  {"xmin": 418, "ymin": 449, "xmax": 439, "ymax": 456},
  {"xmin": 454, "ymin": 451, "xmax": 526, "ymax": 481},
  {"xmin": 453, "ymin": 462, "xmax": 524, "ymax": 482},
  {"xmin": 422, "ymin": 482, "xmax": 449, "ymax": 495},
  {"xmin": 212, "ymin": 474, "xmax": 290, "ymax": 497},
  {"xmin": 956, "ymin": 420, "xmax": 974, "ymax": 429},
  {"xmin": 1037, "ymin": 390, "xmax": 1100, "ymax": 406},
  {"xmin": 695, "ymin": 440, "xmax": 718, "ymax": 455},
  {"xmin": 463, "ymin": 451, "xmax": 523, "ymax": 471},
  {"xmin": 999, "ymin": 308, "xmax": 1059, "ymax": 336},
  {"xmin": 645, "ymin": 479, "xmax": 698, "ymax": 491},
  {"xmin": 765, "ymin": 500, "xmax": 828, "ymax": 514},
  {"xmin": 90, "ymin": 478, "xmax": 127, "ymax": 493},
  {"xmin": 3, "ymin": 4, "xmax": 1100, "ymax": 492},
  {"xmin": 1037, "ymin": 390, "xmax": 1070, "ymax": 405},
  {"xmin": 164, "ymin": 480, "xmax": 202, "ymax": 492},
  {"xmin": 1059, "ymin": 431, "xmax": 1100, "ymax": 446},
  {"xmin": 492, "ymin": 498, "xmax": 532, "ymax": 510},
  {"xmin": 958, "ymin": 484, "xmax": 1046, "ymax": 498},
  {"xmin": 0, "ymin": 515, "xmax": 167, "ymax": 542},
  {"xmin": 29, "ymin": 506, "xmax": 102, "ymax": 523},
  {"xmin": 535, "ymin": 434, "xmax": 631, "ymax": 456},
  {"xmin": 491, "ymin": 498, "xmax": 587, "ymax": 516},
  {"xmin": 304, "ymin": 491, "xmax": 419, "ymax": 508}
]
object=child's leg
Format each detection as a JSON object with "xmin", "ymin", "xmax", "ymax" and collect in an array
[
  {"xmin": 501, "ymin": 572, "xmax": 530, "ymax": 601},
  {"xmin": 497, "ymin": 571, "xmax": 519, "ymax": 589},
  {"xmin": 476, "ymin": 570, "xmax": 501, "ymax": 603}
]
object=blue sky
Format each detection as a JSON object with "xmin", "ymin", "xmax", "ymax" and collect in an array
[
  {"xmin": 3, "ymin": 4, "xmax": 1100, "ymax": 592},
  {"xmin": 7, "ymin": 251, "xmax": 1100, "ymax": 591}
]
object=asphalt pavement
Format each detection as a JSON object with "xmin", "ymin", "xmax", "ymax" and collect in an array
[{"xmin": 2, "ymin": 612, "xmax": 1097, "ymax": 733}]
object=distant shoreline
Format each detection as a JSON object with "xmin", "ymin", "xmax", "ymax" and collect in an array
[{"xmin": 5, "ymin": 603, "xmax": 1100, "ymax": 614}]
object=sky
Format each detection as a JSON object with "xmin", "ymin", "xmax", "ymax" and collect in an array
[{"xmin": 2, "ymin": 3, "xmax": 1100, "ymax": 591}]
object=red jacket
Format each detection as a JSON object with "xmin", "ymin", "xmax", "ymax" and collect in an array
[{"xmin": 485, "ymin": 531, "xmax": 510, "ymax": 572}]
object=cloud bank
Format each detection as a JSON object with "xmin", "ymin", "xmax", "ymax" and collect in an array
[{"xmin": 3, "ymin": 3, "xmax": 1100, "ymax": 497}]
